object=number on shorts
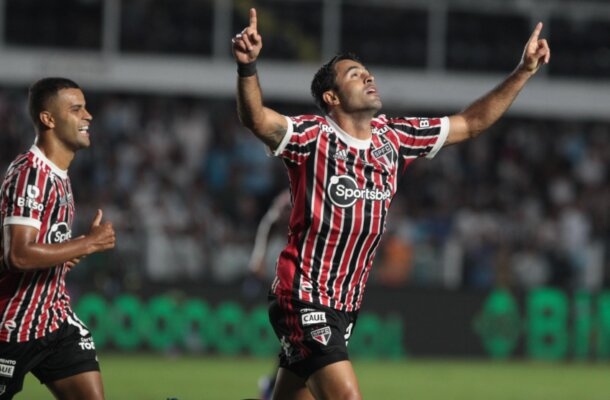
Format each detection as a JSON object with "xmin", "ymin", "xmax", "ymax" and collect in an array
[{"xmin": 344, "ymin": 322, "xmax": 353, "ymax": 345}]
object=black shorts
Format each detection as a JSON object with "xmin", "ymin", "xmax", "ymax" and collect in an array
[
  {"xmin": 0, "ymin": 319, "xmax": 100, "ymax": 399},
  {"xmin": 268, "ymin": 295, "xmax": 358, "ymax": 379}
]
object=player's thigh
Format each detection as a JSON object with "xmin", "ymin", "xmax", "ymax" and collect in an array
[
  {"xmin": 33, "ymin": 321, "xmax": 103, "ymax": 399},
  {"xmin": 271, "ymin": 367, "xmax": 315, "ymax": 400},
  {"xmin": 306, "ymin": 360, "xmax": 362, "ymax": 400},
  {"xmin": 46, "ymin": 370, "xmax": 104, "ymax": 400},
  {"xmin": 0, "ymin": 340, "xmax": 46, "ymax": 399}
]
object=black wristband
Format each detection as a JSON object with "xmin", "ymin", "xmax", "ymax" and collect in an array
[{"xmin": 237, "ymin": 61, "xmax": 257, "ymax": 77}]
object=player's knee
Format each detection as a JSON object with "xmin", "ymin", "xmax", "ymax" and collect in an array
[
  {"xmin": 315, "ymin": 387, "xmax": 362, "ymax": 400},
  {"xmin": 311, "ymin": 382, "xmax": 362, "ymax": 400},
  {"xmin": 338, "ymin": 386, "xmax": 362, "ymax": 400}
]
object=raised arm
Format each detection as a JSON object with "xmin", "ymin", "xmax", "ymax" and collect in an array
[
  {"xmin": 232, "ymin": 8, "xmax": 287, "ymax": 150},
  {"xmin": 446, "ymin": 22, "xmax": 551, "ymax": 145}
]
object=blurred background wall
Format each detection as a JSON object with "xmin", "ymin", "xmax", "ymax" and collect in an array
[{"xmin": 0, "ymin": 0, "xmax": 608, "ymax": 358}]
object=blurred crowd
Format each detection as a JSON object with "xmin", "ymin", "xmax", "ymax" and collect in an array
[
  {"xmin": 0, "ymin": 88, "xmax": 607, "ymax": 295},
  {"xmin": 5, "ymin": 1, "xmax": 610, "ymax": 78}
]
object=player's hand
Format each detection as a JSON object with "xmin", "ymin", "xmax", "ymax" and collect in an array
[
  {"xmin": 65, "ymin": 256, "xmax": 83, "ymax": 270},
  {"xmin": 232, "ymin": 8, "xmax": 262, "ymax": 64},
  {"xmin": 519, "ymin": 22, "xmax": 550, "ymax": 74},
  {"xmin": 85, "ymin": 209, "xmax": 116, "ymax": 254},
  {"xmin": 63, "ymin": 235, "xmax": 85, "ymax": 270}
]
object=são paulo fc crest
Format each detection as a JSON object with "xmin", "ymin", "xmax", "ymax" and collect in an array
[
  {"xmin": 327, "ymin": 175, "xmax": 391, "ymax": 208},
  {"xmin": 311, "ymin": 326, "xmax": 332, "ymax": 346}
]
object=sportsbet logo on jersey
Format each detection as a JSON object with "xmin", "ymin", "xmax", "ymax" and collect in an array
[
  {"xmin": 327, "ymin": 175, "xmax": 391, "ymax": 208},
  {"xmin": 46, "ymin": 222, "xmax": 72, "ymax": 243}
]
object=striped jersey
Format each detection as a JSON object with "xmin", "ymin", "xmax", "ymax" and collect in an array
[
  {"xmin": 0, "ymin": 146, "xmax": 76, "ymax": 342},
  {"xmin": 270, "ymin": 114, "xmax": 449, "ymax": 312}
]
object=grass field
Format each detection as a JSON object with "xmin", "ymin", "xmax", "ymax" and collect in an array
[{"xmin": 19, "ymin": 353, "xmax": 610, "ymax": 400}]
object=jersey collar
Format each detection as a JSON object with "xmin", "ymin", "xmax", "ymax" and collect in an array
[
  {"xmin": 324, "ymin": 115, "xmax": 371, "ymax": 150},
  {"xmin": 30, "ymin": 145, "xmax": 69, "ymax": 179}
]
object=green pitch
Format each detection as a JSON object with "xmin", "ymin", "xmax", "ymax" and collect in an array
[{"xmin": 20, "ymin": 354, "xmax": 609, "ymax": 399}]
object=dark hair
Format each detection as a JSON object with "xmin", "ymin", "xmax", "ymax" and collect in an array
[
  {"xmin": 28, "ymin": 77, "xmax": 80, "ymax": 130},
  {"xmin": 310, "ymin": 52, "xmax": 361, "ymax": 113}
]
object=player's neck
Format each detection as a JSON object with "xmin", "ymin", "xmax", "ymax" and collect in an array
[
  {"xmin": 328, "ymin": 111, "xmax": 372, "ymax": 140},
  {"xmin": 35, "ymin": 135, "xmax": 75, "ymax": 170}
]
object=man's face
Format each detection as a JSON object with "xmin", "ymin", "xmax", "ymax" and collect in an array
[
  {"xmin": 46, "ymin": 88, "xmax": 92, "ymax": 151},
  {"xmin": 330, "ymin": 59, "xmax": 382, "ymax": 114}
]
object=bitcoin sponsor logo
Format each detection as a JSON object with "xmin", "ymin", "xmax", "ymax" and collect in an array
[
  {"xmin": 17, "ymin": 185, "xmax": 44, "ymax": 211},
  {"xmin": 27, "ymin": 185, "xmax": 40, "ymax": 199}
]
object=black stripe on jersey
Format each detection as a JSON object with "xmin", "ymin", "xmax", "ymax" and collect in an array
[
  {"xmin": 34, "ymin": 176, "xmax": 67, "ymax": 335},
  {"xmin": 9, "ymin": 154, "xmax": 29, "ymax": 171},
  {"xmin": 282, "ymin": 154, "xmax": 299, "ymax": 169},
  {"xmin": 355, "ymin": 212, "xmax": 385, "ymax": 305},
  {"xmin": 327, "ymin": 149, "xmax": 359, "ymax": 308},
  {"xmin": 309, "ymin": 135, "xmax": 338, "ymax": 306},
  {"xmin": 283, "ymin": 119, "xmax": 320, "ymax": 303},
  {"xmin": 42, "ymin": 174, "xmax": 54, "ymax": 217},
  {"xmin": 298, "ymin": 164, "xmax": 315, "ymax": 294},
  {"xmin": 283, "ymin": 120, "xmax": 318, "ymax": 164},
  {"xmin": 48, "ymin": 272, "xmax": 65, "ymax": 334},
  {"xmin": 339, "ymin": 154, "xmax": 379, "ymax": 308},
  {"xmin": 29, "ymin": 270, "xmax": 56, "ymax": 338},
  {"xmin": 22, "ymin": 167, "xmax": 42, "ymax": 219},
  {"xmin": 0, "ymin": 274, "xmax": 27, "ymax": 341},
  {"xmin": 4, "ymin": 171, "xmax": 17, "ymax": 219},
  {"xmin": 11, "ymin": 274, "xmax": 38, "ymax": 341},
  {"xmin": 48, "ymin": 177, "xmax": 62, "ymax": 237},
  {"xmin": 394, "ymin": 124, "xmax": 439, "ymax": 159},
  {"xmin": 378, "ymin": 135, "xmax": 399, "ymax": 169},
  {"xmin": 4, "ymin": 154, "xmax": 29, "ymax": 192},
  {"xmin": 336, "ymin": 208, "xmax": 365, "ymax": 308}
]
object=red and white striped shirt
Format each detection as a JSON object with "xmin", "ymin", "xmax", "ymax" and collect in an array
[
  {"xmin": 0, "ymin": 146, "xmax": 76, "ymax": 342},
  {"xmin": 271, "ymin": 114, "xmax": 449, "ymax": 311}
]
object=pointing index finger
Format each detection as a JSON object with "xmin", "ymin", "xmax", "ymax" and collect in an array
[
  {"xmin": 249, "ymin": 8, "xmax": 257, "ymax": 31},
  {"xmin": 529, "ymin": 22, "xmax": 543, "ymax": 43}
]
